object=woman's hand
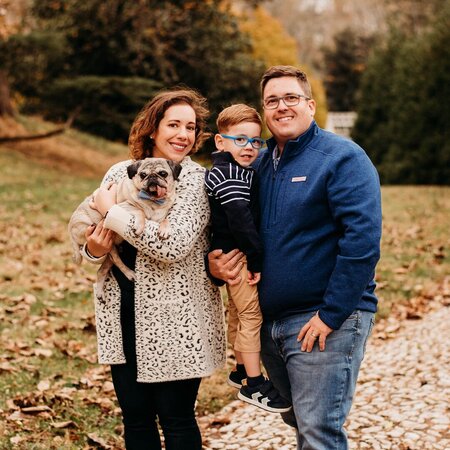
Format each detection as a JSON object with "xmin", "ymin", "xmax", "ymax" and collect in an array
[
  {"xmin": 208, "ymin": 249, "xmax": 244, "ymax": 285},
  {"xmin": 85, "ymin": 220, "xmax": 115, "ymax": 257},
  {"xmin": 90, "ymin": 182, "xmax": 117, "ymax": 217}
]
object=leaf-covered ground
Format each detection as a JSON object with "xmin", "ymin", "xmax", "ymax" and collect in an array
[
  {"xmin": 0, "ymin": 119, "xmax": 448, "ymax": 448},
  {"xmin": 0, "ymin": 129, "xmax": 234, "ymax": 449}
]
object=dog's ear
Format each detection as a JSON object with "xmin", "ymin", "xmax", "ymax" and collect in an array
[
  {"xmin": 127, "ymin": 161, "xmax": 142, "ymax": 179},
  {"xmin": 167, "ymin": 160, "xmax": 182, "ymax": 181}
]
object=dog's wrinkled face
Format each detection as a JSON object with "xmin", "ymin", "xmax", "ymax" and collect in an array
[{"xmin": 127, "ymin": 158, "xmax": 182, "ymax": 200}]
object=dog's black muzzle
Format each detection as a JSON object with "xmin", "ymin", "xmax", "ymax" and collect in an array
[{"xmin": 145, "ymin": 175, "xmax": 167, "ymax": 190}]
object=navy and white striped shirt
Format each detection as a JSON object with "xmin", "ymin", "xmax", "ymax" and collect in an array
[{"xmin": 205, "ymin": 151, "xmax": 263, "ymax": 273}]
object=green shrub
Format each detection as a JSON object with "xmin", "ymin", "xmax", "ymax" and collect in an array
[{"xmin": 43, "ymin": 76, "xmax": 162, "ymax": 141}]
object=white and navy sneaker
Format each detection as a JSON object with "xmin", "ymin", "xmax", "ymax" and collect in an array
[
  {"xmin": 227, "ymin": 369, "xmax": 247, "ymax": 389},
  {"xmin": 237, "ymin": 379, "xmax": 292, "ymax": 413}
]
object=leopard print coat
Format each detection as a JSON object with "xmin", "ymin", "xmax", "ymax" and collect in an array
[{"xmin": 91, "ymin": 157, "xmax": 226, "ymax": 382}]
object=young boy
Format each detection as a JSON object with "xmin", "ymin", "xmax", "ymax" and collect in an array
[{"xmin": 205, "ymin": 104, "xmax": 291, "ymax": 413}]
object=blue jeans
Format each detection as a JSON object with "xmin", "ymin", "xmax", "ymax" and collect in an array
[{"xmin": 261, "ymin": 310, "xmax": 374, "ymax": 450}]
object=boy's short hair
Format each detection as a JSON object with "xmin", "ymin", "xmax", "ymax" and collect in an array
[{"xmin": 216, "ymin": 104, "xmax": 262, "ymax": 134}]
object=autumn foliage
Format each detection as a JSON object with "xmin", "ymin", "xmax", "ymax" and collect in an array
[{"xmin": 239, "ymin": 6, "xmax": 328, "ymax": 128}]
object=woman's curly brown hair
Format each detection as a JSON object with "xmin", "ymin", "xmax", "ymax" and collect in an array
[{"xmin": 128, "ymin": 87, "xmax": 210, "ymax": 160}]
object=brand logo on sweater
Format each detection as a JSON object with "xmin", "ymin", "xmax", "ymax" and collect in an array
[{"xmin": 291, "ymin": 176, "xmax": 307, "ymax": 182}]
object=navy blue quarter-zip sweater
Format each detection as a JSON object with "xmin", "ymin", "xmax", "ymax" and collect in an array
[
  {"xmin": 205, "ymin": 151, "xmax": 263, "ymax": 273},
  {"xmin": 253, "ymin": 121, "xmax": 382, "ymax": 330}
]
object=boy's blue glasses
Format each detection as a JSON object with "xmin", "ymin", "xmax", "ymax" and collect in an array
[{"xmin": 221, "ymin": 134, "xmax": 265, "ymax": 149}]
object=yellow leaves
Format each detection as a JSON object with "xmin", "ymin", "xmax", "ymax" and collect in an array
[
  {"xmin": 240, "ymin": 6, "xmax": 299, "ymax": 68},
  {"xmin": 238, "ymin": 5, "xmax": 328, "ymax": 127},
  {"xmin": 309, "ymin": 78, "xmax": 328, "ymax": 128}
]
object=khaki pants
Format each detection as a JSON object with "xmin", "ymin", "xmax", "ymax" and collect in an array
[{"xmin": 226, "ymin": 261, "xmax": 263, "ymax": 353}]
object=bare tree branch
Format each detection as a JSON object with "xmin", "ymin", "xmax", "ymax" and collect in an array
[{"xmin": 0, "ymin": 107, "xmax": 81, "ymax": 143}]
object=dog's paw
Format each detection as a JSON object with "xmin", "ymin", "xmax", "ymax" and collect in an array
[
  {"xmin": 124, "ymin": 270, "xmax": 136, "ymax": 282},
  {"xmin": 158, "ymin": 229, "xmax": 171, "ymax": 240},
  {"xmin": 157, "ymin": 219, "xmax": 171, "ymax": 240},
  {"xmin": 133, "ymin": 221, "xmax": 145, "ymax": 236},
  {"xmin": 94, "ymin": 283, "xmax": 105, "ymax": 300}
]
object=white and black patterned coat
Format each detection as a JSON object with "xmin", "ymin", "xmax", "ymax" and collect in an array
[{"xmin": 86, "ymin": 157, "xmax": 226, "ymax": 383}]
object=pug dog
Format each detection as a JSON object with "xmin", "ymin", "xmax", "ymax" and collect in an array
[{"xmin": 68, "ymin": 157, "xmax": 182, "ymax": 298}]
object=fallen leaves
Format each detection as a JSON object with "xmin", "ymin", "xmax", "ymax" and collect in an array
[
  {"xmin": 34, "ymin": 348, "xmax": 53, "ymax": 358},
  {"xmin": 21, "ymin": 405, "xmax": 54, "ymax": 414},
  {"xmin": 10, "ymin": 436, "xmax": 24, "ymax": 445},
  {"xmin": 87, "ymin": 432, "xmax": 114, "ymax": 449},
  {"xmin": 54, "ymin": 339, "xmax": 97, "ymax": 363},
  {"xmin": 0, "ymin": 362, "xmax": 17, "ymax": 373},
  {"xmin": 1, "ymin": 366, "xmax": 122, "ymax": 447},
  {"xmin": 52, "ymin": 420, "xmax": 77, "ymax": 429},
  {"xmin": 37, "ymin": 379, "xmax": 51, "ymax": 392},
  {"xmin": 372, "ymin": 276, "xmax": 450, "ymax": 341}
]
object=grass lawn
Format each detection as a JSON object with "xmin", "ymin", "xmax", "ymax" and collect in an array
[
  {"xmin": 0, "ymin": 129, "xmax": 235, "ymax": 448},
  {"xmin": 376, "ymin": 186, "xmax": 449, "ymax": 318},
  {"xmin": 0, "ymin": 118, "xmax": 448, "ymax": 448}
]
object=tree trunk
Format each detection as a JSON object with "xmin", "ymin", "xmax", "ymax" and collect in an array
[{"xmin": 0, "ymin": 70, "xmax": 14, "ymax": 117}]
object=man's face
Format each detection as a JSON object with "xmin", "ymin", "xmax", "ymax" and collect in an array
[{"xmin": 263, "ymin": 76, "xmax": 316, "ymax": 150}]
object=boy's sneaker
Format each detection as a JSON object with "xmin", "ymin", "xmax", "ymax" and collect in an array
[
  {"xmin": 237, "ymin": 379, "xmax": 292, "ymax": 413},
  {"xmin": 227, "ymin": 369, "xmax": 246, "ymax": 389}
]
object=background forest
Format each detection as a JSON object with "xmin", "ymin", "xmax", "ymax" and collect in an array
[{"xmin": 1, "ymin": 0, "xmax": 449, "ymax": 183}]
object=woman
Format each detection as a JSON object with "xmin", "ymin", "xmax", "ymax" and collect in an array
[{"xmin": 81, "ymin": 89, "xmax": 226, "ymax": 449}]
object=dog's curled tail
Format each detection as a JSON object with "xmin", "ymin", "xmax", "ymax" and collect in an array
[{"xmin": 71, "ymin": 240, "xmax": 83, "ymax": 265}]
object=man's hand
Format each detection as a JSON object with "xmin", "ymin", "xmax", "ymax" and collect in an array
[
  {"xmin": 247, "ymin": 271, "xmax": 261, "ymax": 286},
  {"xmin": 208, "ymin": 249, "xmax": 244, "ymax": 286},
  {"xmin": 297, "ymin": 312, "xmax": 333, "ymax": 352},
  {"xmin": 85, "ymin": 220, "xmax": 115, "ymax": 257}
]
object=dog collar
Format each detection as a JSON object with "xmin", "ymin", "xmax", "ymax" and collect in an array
[{"xmin": 138, "ymin": 190, "xmax": 166, "ymax": 205}]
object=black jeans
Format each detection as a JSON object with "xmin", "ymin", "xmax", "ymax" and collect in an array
[
  {"xmin": 110, "ymin": 245, "xmax": 202, "ymax": 450},
  {"xmin": 111, "ymin": 362, "xmax": 202, "ymax": 450}
]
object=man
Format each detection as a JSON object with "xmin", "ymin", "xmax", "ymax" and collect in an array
[{"xmin": 208, "ymin": 65, "xmax": 382, "ymax": 450}]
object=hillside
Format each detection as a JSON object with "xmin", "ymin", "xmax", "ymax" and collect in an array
[{"xmin": 0, "ymin": 115, "xmax": 127, "ymax": 178}]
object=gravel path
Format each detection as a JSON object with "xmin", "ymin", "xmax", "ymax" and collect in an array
[{"xmin": 200, "ymin": 306, "xmax": 450, "ymax": 450}]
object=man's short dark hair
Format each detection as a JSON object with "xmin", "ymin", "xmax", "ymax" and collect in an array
[{"xmin": 260, "ymin": 65, "xmax": 312, "ymax": 99}]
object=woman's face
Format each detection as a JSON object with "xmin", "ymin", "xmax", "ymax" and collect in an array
[{"xmin": 152, "ymin": 103, "xmax": 197, "ymax": 163}]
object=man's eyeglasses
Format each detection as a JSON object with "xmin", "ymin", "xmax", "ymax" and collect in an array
[
  {"xmin": 220, "ymin": 134, "xmax": 265, "ymax": 149},
  {"xmin": 263, "ymin": 94, "xmax": 311, "ymax": 110}
]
